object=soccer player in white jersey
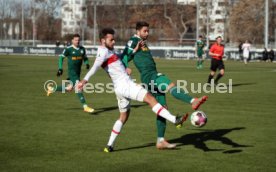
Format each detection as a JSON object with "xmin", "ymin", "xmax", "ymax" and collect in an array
[
  {"xmin": 242, "ymin": 40, "xmax": 251, "ymax": 64},
  {"xmin": 77, "ymin": 28, "xmax": 188, "ymax": 152}
]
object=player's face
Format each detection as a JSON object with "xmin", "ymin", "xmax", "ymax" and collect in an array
[
  {"xmin": 103, "ymin": 34, "xmax": 115, "ymax": 50},
  {"xmin": 137, "ymin": 26, "xmax": 149, "ymax": 40},
  {"xmin": 217, "ymin": 38, "xmax": 222, "ymax": 44},
  {"xmin": 72, "ymin": 37, "xmax": 80, "ymax": 47}
]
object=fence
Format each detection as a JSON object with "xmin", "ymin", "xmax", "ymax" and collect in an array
[{"xmin": 0, "ymin": 46, "xmax": 270, "ymax": 61}]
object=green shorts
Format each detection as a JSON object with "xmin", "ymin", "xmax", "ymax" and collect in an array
[
  {"xmin": 146, "ymin": 73, "xmax": 171, "ymax": 106},
  {"xmin": 152, "ymin": 92, "xmax": 166, "ymax": 106},
  {"xmin": 197, "ymin": 52, "xmax": 204, "ymax": 58},
  {"xmin": 154, "ymin": 74, "xmax": 172, "ymax": 92},
  {"xmin": 67, "ymin": 73, "xmax": 80, "ymax": 86}
]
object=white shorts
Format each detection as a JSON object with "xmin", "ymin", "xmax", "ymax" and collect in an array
[{"xmin": 114, "ymin": 79, "xmax": 148, "ymax": 112}]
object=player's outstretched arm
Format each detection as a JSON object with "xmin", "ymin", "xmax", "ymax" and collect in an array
[
  {"xmin": 77, "ymin": 80, "xmax": 88, "ymax": 91},
  {"xmin": 57, "ymin": 55, "xmax": 65, "ymax": 76}
]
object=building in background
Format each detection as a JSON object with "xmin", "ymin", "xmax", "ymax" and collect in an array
[
  {"xmin": 178, "ymin": 0, "xmax": 231, "ymax": 40},
  {"xmin": 61, "ymin": 0, "xmax": 87, "ymax": 36}
]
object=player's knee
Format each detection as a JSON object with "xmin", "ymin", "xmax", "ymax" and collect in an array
[
  {"xmin": 168, "ymin": 82, "xmax": 175, "ymax": 90},
  {"xmin": 143, "ymin": 93, "xmax": 157, "ymax": 106},
  {"xmin": 66, "ymin": 85, "xmax": 74, "ymax": 91},
  {"xmin": 119, "ymin": 111, "xmax": 129, "ymax": 124},
  {"xmin": 210, "ymin": 71, "xmax": 216, "ymax": 76},
  {"xmin": 220, "ymin": 70, "xmax": 225, "ymax": 76}
]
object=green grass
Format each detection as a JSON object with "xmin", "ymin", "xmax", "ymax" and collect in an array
[{"xmin": 0, "ymin": 55, "xmax": 276, "ymax": 172}]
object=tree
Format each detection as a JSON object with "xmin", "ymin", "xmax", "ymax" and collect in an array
[
  {"xmin": 229, "ymin": 0, "xmax": 275, "ymax": 44},
  {"xmin": 163, "ymin": 0, "xmax": 196, "ymax": 45}
]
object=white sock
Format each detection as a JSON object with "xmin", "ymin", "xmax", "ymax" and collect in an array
[
  {"xmin": 107, "ymin": 120, "xmax": 123, "ymax": 147},
  {"xmin": 157, "ymin": 137, "xmax": 165, "ymax": 143},
  {"xmin": 190, "ymin": 98, "xmax": 195, "ymax": 104},
  {"xmin": 152, "ymin": 103, "xmax": 176, "ymax": 123}
]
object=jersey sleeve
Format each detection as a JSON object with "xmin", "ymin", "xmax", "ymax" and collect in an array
[
  {"xmin": 58, "ymin": 54, "xmax": 65, "ymax": 69},
  {"xmin": 121, "ymin": 38, "xmax": 138, "ymax": 67},
  {"xmin": 82, "ymin": 48, "xmax": 89, "ymax": 65},
  {"xmin": 83, "ymin": 48, "xmax": 108, "ymax": 81},
  {"xmin": 209, "ymin": 44, "xmax": 215, "ymax": 53},
  {"xmin": 62, "ymin": 48, "xmax": 69, "ymax": 57}
]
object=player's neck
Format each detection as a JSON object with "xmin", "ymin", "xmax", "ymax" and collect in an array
[
  {"xmin": 134, "ymin": 34, "xmax": 142, "ymax": 39},
  {"xmin": 72, "ymin": 45, "xmax": 79, "ymax": 49}
]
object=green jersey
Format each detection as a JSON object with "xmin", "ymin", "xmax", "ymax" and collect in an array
[
  {"xmin": 196, "ymin": 40, "xmax": 205, "ymax": 56},
  {"xmin": 59, "ymin": 45, "xmax": 89, "ymax": 77},
  {"xmin": 122, "ymin": 35, "xmax": 158, "ymax": 85}
]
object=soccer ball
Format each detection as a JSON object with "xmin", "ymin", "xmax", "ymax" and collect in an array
[{"xmin": 190, "ymin": 111, "xmax": 207, "ymax": 128}]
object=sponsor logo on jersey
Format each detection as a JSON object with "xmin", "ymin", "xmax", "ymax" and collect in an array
[
  {"xmin": 72, "ymin": 56, "xmax": 82, "ymax": 60},
  {"xmin": 127, "ymin": 40, "xmax": 133, "ymax": 47}
]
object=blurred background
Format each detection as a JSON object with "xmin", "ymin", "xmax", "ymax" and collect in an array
[{"xmin": 0, "ymin": 0, "xmax": 275, "ymax": 49}]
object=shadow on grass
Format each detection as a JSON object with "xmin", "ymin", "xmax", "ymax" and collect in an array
[
  {"xmin": 228, "ymin": 82, "xmax": 256, "ymax": 87},
  {"xmin": 66, "ymin": 104, "xmax": 147, "ymax": 115},
  {"xmin": 116, "ymin": 127, "xmax": 252, "ymax": 153},
  {"xmin": 93, "ymin": 104, "xmax": 147, "ymax": 115},
  {"xmin": 169, "ymin": 127, "xmax": 252, "ymax": 153}
]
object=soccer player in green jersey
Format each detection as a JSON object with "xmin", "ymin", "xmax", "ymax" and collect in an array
[
  {"xmin": 121, "ymin": 21, "xmax": 208, "ymax": 149},
  {"xmin": 47, "ymin": 34, "xmax": 94, "ymax": 113},
  {"xmin": 195, "ymin": 35, "xmax": 205, "ymax": 69}
]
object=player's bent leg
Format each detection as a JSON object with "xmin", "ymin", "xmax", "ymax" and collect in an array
[
  {"xmin": 154, "ymin": 94, "xmax": 176, "ymax": 149},
  {"xmin": 207, "ymin": 71, "xmax": 216, "ymax": 84},
  {"xmin": 214, "ymin": 69, "xmax": 224, "ymax": 85},
  {"xmin": 169, "ymin": 84, "xmax": 193, "ymax": 104},
  {"xmin": 155, "ymin": 75, "xmax": 193, "ymax": 104},
  {"xmin": 72, "ymin": 78, "xmax": 94, "ymax": 113},
  {"xmin": 191, "ymin": 96, "xmax": 208, "ymax": 110},
  {"xmin": 104, "ymin": 102, "xmax": 130, "ymax": 153},
  {"xmin": 143, "ymin": 93, "xmax": 188, "ymax": 126},
  {"xmin": 156, "ymin": 116, "xmax": 177, "ymax": 149}
]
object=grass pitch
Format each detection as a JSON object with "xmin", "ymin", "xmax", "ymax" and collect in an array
[{"xmin": 0, "ymin": 55, "xmax": 275, "ymax": 171}]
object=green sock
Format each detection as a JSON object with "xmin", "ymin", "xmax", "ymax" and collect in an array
[
  {"xmin": 170, "ymin": 86, "xmax": 193, "ymax": 104},
  {"xmin": 156, "ymin": 116, "xmax": 166, "ymax": 138},
  {"xmin": 56, "ymin": 85, "xmax": 63, "ymax": 92},
  {"xmin": 77, "ymin": 93, "xmax": 86, "ymax": 105},
  {"xmin": 196, "ymin": 61, "xmax": 200, "ymax": 67}
]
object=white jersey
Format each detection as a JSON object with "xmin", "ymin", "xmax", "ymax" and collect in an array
[
  {"xmin": 242, "ymin": 43, "xmax": 251, "ymax": 58},
  {"xmin": 84, "ymin": 46, "xmax": 148, "ymax": 112},
  {"xmin": 84, "ymin": 46, "xmax": 131, "ymax": 85}
]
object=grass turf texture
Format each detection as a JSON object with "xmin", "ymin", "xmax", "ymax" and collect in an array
[{"xmin": 0, "ymin": 55, "xmax": 275, "ymax": 172}]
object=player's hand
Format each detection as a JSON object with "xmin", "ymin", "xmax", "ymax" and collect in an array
[
  {"xmin": 134, "ymin": 40, "xmax": 143, "ymax": 52},
  {"xmin": 126, "ymin": 68, "xmax": 132, "ymax": 75},
  {"xmin": 57, "ymin": 69, "xmax": 63, "ymax": 77},
  {"xmin": 77, "ymin": 80, "xmax": 88, "ymax": 91},
  {"xmin": 86, "ymin": 64, "xmax": 90, "ymax": 70}
]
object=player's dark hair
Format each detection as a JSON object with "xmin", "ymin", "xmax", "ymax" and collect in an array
[
  {"xmin": 99, "ymin": 28, "xmax": 115, "ymax": 40},
  {"xmin": 136, "ymin": 21, "xmax": 149, "ymax": 30},
  {"xmin": 199, "ymin": 35, "xmax": 203, "ymax": 38},
  {"xmin": 216, "ymin": 36, "xmax": 222, "ymax": 39},
  {"xmin": 72, "ymin": 34, "xmax": 80, "ymax": 39}
]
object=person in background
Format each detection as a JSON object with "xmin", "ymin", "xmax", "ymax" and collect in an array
[{"xmin": 242, "ymin": 40, "xmax": 251, "ymax": 64}]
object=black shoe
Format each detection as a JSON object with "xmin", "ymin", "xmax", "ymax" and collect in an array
[
  {"xmin": 104, "ymin": 146, "xmax": 114, "ymax": 153},
  {"xmin": 175, "ymin": 113, "xmax": 189, "ymax": 128}
]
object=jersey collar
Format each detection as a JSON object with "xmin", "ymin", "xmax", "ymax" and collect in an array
[
  {"xmin": 72, "ymin": 45, "xmax": 80, "ymax": 50},
  {"xmin": 134, "ymin": 34, "xmax": 142, "ymax": 39}
]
